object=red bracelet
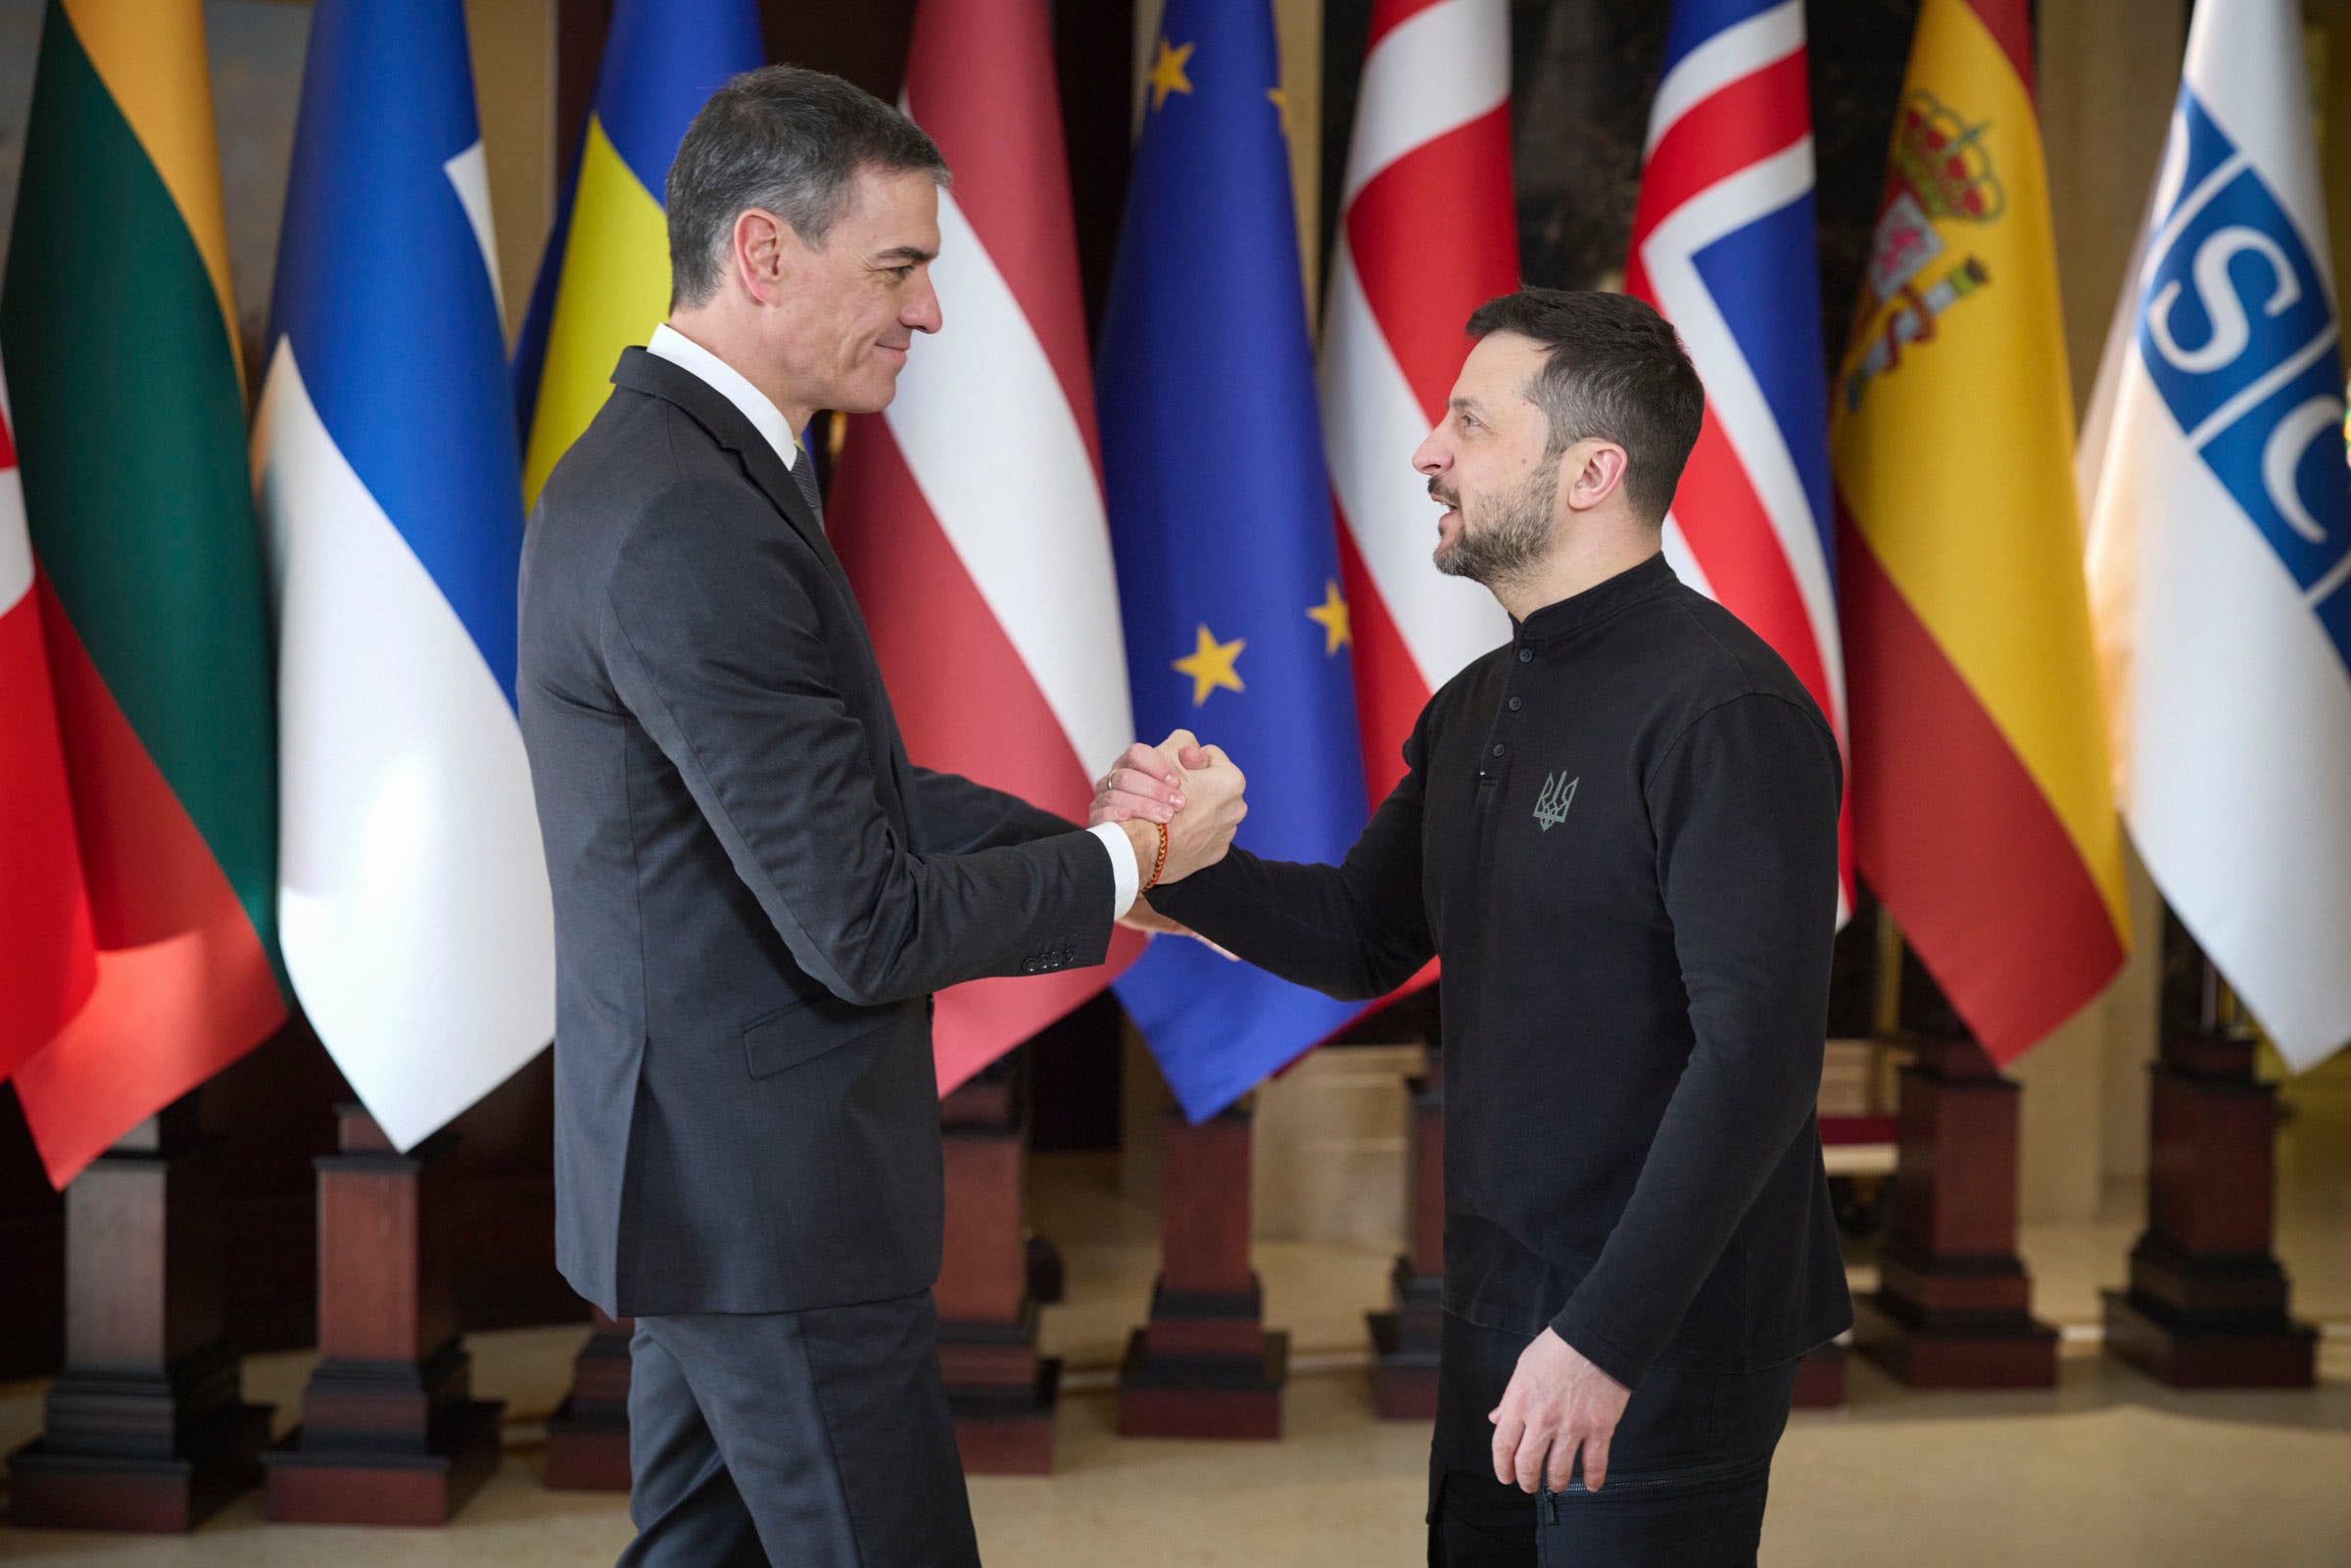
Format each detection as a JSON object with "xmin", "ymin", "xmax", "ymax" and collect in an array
[{"xmin": 1142, "ymin": 820, "xmax": 1170, "ymax": 892}]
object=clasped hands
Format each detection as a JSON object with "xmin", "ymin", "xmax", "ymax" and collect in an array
[{"xmin": 1088, "ymin": 731, "xmax": 1244, "ymax": 935}]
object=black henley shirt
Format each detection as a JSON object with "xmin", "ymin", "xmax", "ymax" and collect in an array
[{"xmin": 1152, "ymin": 552, "xmax": 1852, "ymax": 1387}]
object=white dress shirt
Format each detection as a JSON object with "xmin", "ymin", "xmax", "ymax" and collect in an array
[{"xmin": 644, "ymin": 324, "xmax": 1141, "ymax": 919}]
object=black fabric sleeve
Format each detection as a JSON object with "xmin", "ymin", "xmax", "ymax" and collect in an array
[
  {"xmin": 1147, "ymin": 729, "xmax": 1435, "ymax": 1001},
  {"xmin": 600, "ymin": 480, "xmax": 1113, "ymax": 1007},
  {"xmin": 1547, "ymin": 691, "xmax": 1842, "ymax": 1386}
]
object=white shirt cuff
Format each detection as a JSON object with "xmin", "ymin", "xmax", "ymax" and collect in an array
[{"xmin": 1089, "ymin": 821, "xmax": 1141, "ymax": 920}]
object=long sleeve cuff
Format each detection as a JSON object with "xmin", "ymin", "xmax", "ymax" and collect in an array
[{"xmin": 1089, "ymin": 821, "xmax": 1140, "ymax": 920}]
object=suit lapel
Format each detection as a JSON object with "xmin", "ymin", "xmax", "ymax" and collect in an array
[
  {"xmin": 609, "ymin": 348, "xmax": 915, "ymax": 827},
  {"xmin": 609, "ymin": 348, "xmax": 839, "ymax": 575}
]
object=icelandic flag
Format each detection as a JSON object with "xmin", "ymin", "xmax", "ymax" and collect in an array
[
  {"xmin": 2083, "ymin": 0, "xmax": 2351, "ymax": 1070},
  {"xmin": 253, "ymin": 0, "xmax": 554, "ymax": 1147},
  {"xmin": 1098, "ymin": 0, "xmax": 1370, "ymax": 1120}
]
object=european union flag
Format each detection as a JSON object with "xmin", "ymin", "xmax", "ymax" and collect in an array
[{"xmin": 1099, "ymin": 0, "xmax": 1368, "ymax": 1120}]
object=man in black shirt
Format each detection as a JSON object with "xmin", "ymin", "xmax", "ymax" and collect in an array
[{"xmin": 1095, "ymin": 290, "xmax": 1847, "ymax": 1566}]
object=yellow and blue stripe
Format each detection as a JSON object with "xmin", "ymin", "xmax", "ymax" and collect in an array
[{"xmin": 513, "ymin": 0, "xmax": 761, "ymax": 507}]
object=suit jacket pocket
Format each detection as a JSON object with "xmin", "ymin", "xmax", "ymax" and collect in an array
[{"xmin": 743, "ymin": 998, "xmax": 897, "ymax": 1080}]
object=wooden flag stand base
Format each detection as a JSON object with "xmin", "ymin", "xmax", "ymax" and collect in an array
[
  {"xmin": 543, "ymin": 1308, "xmax": 634, "ymax": 1491},
  {"xmin": 7, "ymin": 1098, "xmax": 271, "ymax": 1532},
  {"xmin": 1790, "ymin": 1342, "xmax": 1848, "ymax": 1408},
  {"xmin": 262, "ymin": 1108, "xmax": 504, "ymax": 1526},
  {"xmin": 1118, "ymin": 1108, "xmax": 1286, "ymax": 1440},
  {"xmin": 2101, "ymin": 1031, "xmax": 2317, "ymax": 1388},
  {"xmin": 1367, "ymin": 1051, "xmax": 1442, "ymax": 1419},
  {"xmin": 1853, "ymin": 1036, "xmax": 2058, "ymax": 1388},
  {"xmin": 936, "ymin": 1065, "xmax": 1060, "ymax": 1475}
]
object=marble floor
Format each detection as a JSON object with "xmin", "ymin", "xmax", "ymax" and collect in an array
[{"xmin": 1, "ymin": 1069, "xmax": 2345, "ymax": 1567}]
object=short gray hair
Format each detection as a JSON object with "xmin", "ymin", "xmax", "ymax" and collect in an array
[{"xmin": 665, "ymin": 64, "xmax": 950, "ymax": 310}]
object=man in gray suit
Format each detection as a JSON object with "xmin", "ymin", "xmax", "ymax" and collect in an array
[{"xmin": 517, "ymin": 66, "xmax": 1236, "ymax": 1567}]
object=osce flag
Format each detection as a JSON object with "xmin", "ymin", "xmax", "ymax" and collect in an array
[
  {"xmin": 253, "ymin": 0, "xmax": 554, "ymax": 1148},
  {"xmin": 2083, "ymin": 0, "xmax": 2351, "ymax": 1070},
  {"xmin": 1099, "ymin": 0, "xmax": 1369, "ymax": 1120}
]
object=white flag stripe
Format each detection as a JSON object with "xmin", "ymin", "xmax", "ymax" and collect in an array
[
  {"xmin": 1322, "ymin": 238, "xmax": 1513, "ymax": 689},
  {"xmin": 1644, "ymin": 0, "xmax": 1803, "ymax": 152},
  {"xmin": 255, "ymin": 341, "xmax": 554, "ymax": 1150},
  {"xmin": 0, "ymin": 469, "xmax": 30, "ymax": 610},
  {"xmin": 2193, "ymin": 12, "xmax": 2334, "ymax": 294},
  {"xmin": 442, "ymin": 140, "xmax": 504, "ymax": 327},
  {"xmin": 884, "ymin": 186, "xmax": 1132, "ymax": 777},
  {"xmin": 1340, "ymin": 0, "xmax": 1509, "ymax": 207},
  {"xmin": 1638, "ymin": 137, "xmax": 1845, "ymax": 722}
]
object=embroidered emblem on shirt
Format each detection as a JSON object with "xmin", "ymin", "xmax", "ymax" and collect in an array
[{"xmin": 1534, "ymin": 773, "xmax": 1579, "ymax": 832}]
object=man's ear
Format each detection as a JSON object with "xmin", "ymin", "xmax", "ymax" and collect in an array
[
  {"xmin": 1561, "ymin": 439, "xmax": 1630, "ymax": 514},
  {"xmin": 734, "ymin": 208, "xmax": 788, "ymax": 305}
]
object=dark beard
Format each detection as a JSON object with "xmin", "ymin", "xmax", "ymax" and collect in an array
[{"xmin": 1433, "ymin": 463, "xmax": 1558, "ymax": 587}]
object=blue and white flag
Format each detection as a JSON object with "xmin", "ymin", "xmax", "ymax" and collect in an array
[
  {"xmin": 2082, "ymin": 0, "xmax": 2351, "ymax": 1070},
  {"xmin": 253, "ymin": 0, "xmax": 553, "ymax": 1145}
]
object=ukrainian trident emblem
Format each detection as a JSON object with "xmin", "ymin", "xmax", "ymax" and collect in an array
[{"xmin": 1533, "ymin": 773, "xmax": 1579, "ymax": 832}]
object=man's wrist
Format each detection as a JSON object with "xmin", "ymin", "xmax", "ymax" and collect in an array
[{"xmin": 1088, "ymin": 820, "xmax": 1147, "ymax": 918}]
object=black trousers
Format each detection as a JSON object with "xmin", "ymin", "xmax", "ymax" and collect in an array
[
  {"xmin": 616, "ymin": 1291, "xmax": 979, "ymax": 1568},
  {"xmin": 1428, "ymin": 1311, "xmax": 1800, "ymax": 1568}
]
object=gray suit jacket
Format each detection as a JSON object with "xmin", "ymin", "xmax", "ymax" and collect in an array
[{"xmin": 518, "ymin": 348, "xmax": 1113, "ymax": 1318}]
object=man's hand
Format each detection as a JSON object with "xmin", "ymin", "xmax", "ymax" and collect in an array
[
  {"xmin": 1094, "ymin": 731, "xmax": 1243, "ymax": 885},
  {"xmin": 1488, "ymin": 1328, "xmax": 1631, "ymax": 1494}
]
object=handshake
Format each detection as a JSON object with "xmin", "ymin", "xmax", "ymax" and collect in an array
[{"xmin": 1089, "ymin": 729, "xmax": 1248, "ymax": 909}]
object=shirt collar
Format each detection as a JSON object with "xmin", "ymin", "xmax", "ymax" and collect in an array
[
  {"xmin": 647, "ymin": 323, "xmax": 802, "ymax": 472},
  {"xmin": 1511, "ymin": 551, "xmax": 1679, "ymax": 645}
]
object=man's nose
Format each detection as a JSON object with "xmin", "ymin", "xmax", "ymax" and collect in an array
[
  {"xmin": 1413, "ymin": 426, "xmax": 1450, "ymax": 477},
  {"xmin": 906, "ymin": 279, "xmax": 943, "ymax": 335}
]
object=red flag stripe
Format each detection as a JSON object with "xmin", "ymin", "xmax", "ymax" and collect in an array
[
  {"xmin": 1625, "ymin": 52, "xmax": 1811, "ymax": 254},
  {"xmin": 900, "ymin": 0, "xmax": 1099, "ymax": 475}
]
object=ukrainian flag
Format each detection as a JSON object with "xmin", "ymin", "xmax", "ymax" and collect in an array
[{"xmin": 513, "ymin": 0, "xmax": 761, "ymax": 506}]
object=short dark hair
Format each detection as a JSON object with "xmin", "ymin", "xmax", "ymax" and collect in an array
[
  {"xmin": 1463, "ymin": 289, "xmax": 1705, "ymax": 523},
  {"xmin": 665, "ymin": 64, "xmax": 950, "ymax": 309}
]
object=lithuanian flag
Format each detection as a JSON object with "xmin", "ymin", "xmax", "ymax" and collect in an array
[
  {"xmin": 0, "ymin": 0, "xmax": 286, "ymax": 1185},
  {"xmin": 1829, "ymin": 0, "xmax": 2127, "ymax": 1063}
]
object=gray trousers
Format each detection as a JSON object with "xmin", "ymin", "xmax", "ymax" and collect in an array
[{"xmin": 616, "ymin": 1291, "xmax": 979, "ymax": 1568}]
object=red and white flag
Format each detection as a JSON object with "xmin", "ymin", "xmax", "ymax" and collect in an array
[
  {"xmin": 0, "ymin": 357, "xmax": 97, "ymax": 1080},
  {"xmin": 1324, "ymin": 0, "xmax": 1518, "ymax": 804},
  {"xmin": 829, "ymin": 0, "xmax": 1140, "ymax": 1095}
]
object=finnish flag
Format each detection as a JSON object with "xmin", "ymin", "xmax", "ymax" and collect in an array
[
  {"xmin": 252, "ymin": 0, "xmax": 554, "ymax": 1145},
  {"xmin": 2082, "ymin": 0, "xmax": 2351, "ymax": 1070}
]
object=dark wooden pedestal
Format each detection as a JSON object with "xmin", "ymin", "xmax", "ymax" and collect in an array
[
  {"xmin": 1790, "ymin": 1343, "xmax": 1847, "ymax": 1408},
  {"xmin": 544, "ymin": 1308, "xmax": 634, "ymax": 1491},
  {"xmin": 2101, "ymin": 1032, "xmax": 2317, "ymax": 1388},
  {"xmin": 1368, "ymin": 1054, "xmax": 1442, "ymax": 1420},
  {"xmin": 1118, "ymin": 1109, "xmax": 1286, "ymax": 1440},
  {"xmin": 936, "ymin": 1069, "xmax": 1060, "ymax": 1475},
  {"xmin": 8, "ymin": 1099, "xmax": 271, "ymax": 1532},
  {"xmin": 262, "ymin": 1108, "xmax": 504, "ymax": 1525},
  {"xmin": 1853, "ymin": 1037, "xmax": 2058, "ymax": 1388}
]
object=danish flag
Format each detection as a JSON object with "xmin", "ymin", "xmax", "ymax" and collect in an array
[
  {"xmin": 1323, "ymin": 0, "xmax": 1517, "ymax": 805},
  {"xmin": 1627, "ymin": 0, "xmax": 1853, "ymax": 919}
]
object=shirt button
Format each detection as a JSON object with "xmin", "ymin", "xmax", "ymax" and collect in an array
[
  {"xmin": 1491, "ymin": 742, "xmax": 1507, "ymax": 758},
  {"xmin": 1517, "ymin": 648, "xmax": 1533, "ymax": 663},
  {"xmin": 1507, "ymin": 696, "xmax": 1522, "ymax": 712}
]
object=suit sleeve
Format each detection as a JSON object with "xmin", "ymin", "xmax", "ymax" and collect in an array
[
  {"xmin": 1547, "ymin": 692, "xmax": 1842, "ymax": 1387},
  {"xmin": 908, "ymin": 767, "xmax": 1076, "ymax": 855},
  {"xmin": 1146, "ymin": 726, "xmax": 1434, "ymax": 1001},
  {"xmin": 601, "ymin": 481, "xmax": 1114, "ymax": 1007}
]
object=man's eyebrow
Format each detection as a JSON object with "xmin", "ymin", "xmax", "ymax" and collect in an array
[
  {"xmin": 1448, "ymin": 396, "xmax": 1488, "ymax": 415},
  {"xmin": 872, "ymin": 244, "xmax": 936, "ymax": 265}
]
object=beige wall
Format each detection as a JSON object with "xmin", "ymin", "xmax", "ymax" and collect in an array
[
  {"xmin": 2018, "ymin": 0, "xmax": 2186, "ymax": 1223},
  {"xmin": 460, "ymin": 0, "xmax": 556, "ymax": 349}
]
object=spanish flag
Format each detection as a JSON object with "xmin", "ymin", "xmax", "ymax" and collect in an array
[
  {"xmin": 1829, "ymin": 0, "xmax": 2127, "ymax": 1062},
  {"xmin": 514, "ymin": 0, "xmax": 761, "ymax": 507},
  {"xmin": 0, "ymin": 0, "xmax": 286, "ymax": 1184}
]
